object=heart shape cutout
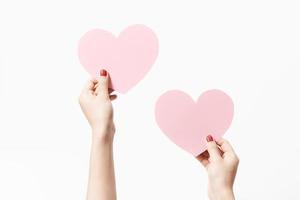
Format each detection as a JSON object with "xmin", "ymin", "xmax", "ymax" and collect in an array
[
  {"xmin": 78, "ymin": 24, "xmax": 159, "ymax": 93},
  {"xmin": 155, "ymin": 89, "xmax": 234, "ymax": 156}
]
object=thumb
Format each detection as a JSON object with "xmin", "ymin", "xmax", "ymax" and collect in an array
[
  {"xmin": 95, "ymin": 69, "xmax": 109, "ymax": 98},
  {"xmin": 206, "ymin": 135, "xmax": 222, "ymax": 161}
]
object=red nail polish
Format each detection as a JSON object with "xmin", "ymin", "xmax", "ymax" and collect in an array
[
  {"xmin": 100, "ymin": 69, "xmax": 107, "ymax": 76},
  {"xmin": 206, "ymin": 135, "xmax": 214, "ymax": 142}
]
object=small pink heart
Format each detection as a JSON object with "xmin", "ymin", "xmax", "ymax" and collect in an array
[
  {"xmin": 78, "ymin": 24, "xmax": 159, "ymax": 93},
  {"xmin": 155, "ymin": 89, "xmax": 234, "ymax": 156}
]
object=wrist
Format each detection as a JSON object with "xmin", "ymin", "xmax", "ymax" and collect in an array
[
  {"xmin": 209, "ymin": 187, "xmax": 235, "ymax": 200},
  {"xmin": 220, "ymin": 188, "xmax": 234, "ymax": 200},
  {"xmin": 92, "ymin": 127, "xmax": 115, "ymax": 144}
]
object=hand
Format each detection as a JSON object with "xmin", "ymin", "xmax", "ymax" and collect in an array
[
  {"xmin": 197, "ymin": 136, "xmax": 239, "ymax": 200},
  {"xmin": 79, "ymin": 69, "xmax": 117, "ymax": 142}
]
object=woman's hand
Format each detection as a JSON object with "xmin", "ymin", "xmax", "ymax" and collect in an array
[
  {"xmin": 79, "ymin": 69, "xmax": 118, "ymax": 200},
  {"xmin": 79, "ymin": 69, "xmax": 117, "ymax": 142},
  {"xmin": 197, "ymin": 136, "xmax": 239, "ymax": 200}
]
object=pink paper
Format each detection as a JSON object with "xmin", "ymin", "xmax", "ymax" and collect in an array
[
  {"xmin": 78, "ymin": 24, "xmax": 159, "ymax": 93},
  {"xmin": 155, "ymin": 89, "xmax": 234, "ymax": 156}
]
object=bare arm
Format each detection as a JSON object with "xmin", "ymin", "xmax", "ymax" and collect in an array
[
  {"xmin": 79, "ymin": 69, "xmax": 117, "ymax": 200},
  {"xmin": 87, "ymin": 134, "xmax": 116, "ymax": 200},
  {"xmin": 197, "ymin": 135, "xmax": 239, "ymax": 200}
]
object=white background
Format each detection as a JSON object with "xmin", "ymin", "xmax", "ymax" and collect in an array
[{"xmin": 1, "ymin": 0, "xmax": 300, "ymax": 199}]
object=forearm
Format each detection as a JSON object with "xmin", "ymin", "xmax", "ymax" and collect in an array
[
  {"xmin": 209, "ymin": 188, "xmax": 235, "ymax": 200},
  {"xmin": 87, "ymin": 131, "xmax": 116, "ymax": 200}
]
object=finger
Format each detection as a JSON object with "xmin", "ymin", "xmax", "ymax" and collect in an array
[
  {"xmin": 206, "ymin": 135, "xmax": 222, "ymax": 161},
  {"xmin": 91, "ymin": 78, "xmax": 98, "ymax": 84},
  {"xmin": 97, "ymin": 87, "xmax": 114, "ymax": 95},
  {"xmin": 82, "ymin": 79, "xmax": 96, "ymax": 94},
  {"xmin": 196, "ymin": 151, "xmax": 209, "ymax": 167},
  {"xmin": 95, "ymin": 82, "xmax": 113, "ymax": 93},
  {"xmin": 109, "ymin": 94, "xmax": 117, "ymax": 101},
  {"xmin": 94, "ymin": 81, "xmax": 108, "ymax": 89},
  {"xmin": 94, "ymin": 69, "xmax": 109, "ymax": 98},
  {"xmin": 216, "ymin": 138, "xmax": 237, "ymax": 157}
]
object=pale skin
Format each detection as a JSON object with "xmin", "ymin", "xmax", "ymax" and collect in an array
[
  {"xmin": 79, "ymin": 69, "xmax": 239, "ymax": 200},
  {"xmin": 79, "ymin": 70, "xmax": 117, "ymax": 200},
  {"xmin": 197, "ymin": 138, "xmax": 239, "ymax": 200}
]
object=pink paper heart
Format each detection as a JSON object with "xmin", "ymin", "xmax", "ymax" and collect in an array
[
  {"xmin": 155, "ymin": 89, "xmax": 234, "ymax": 156},
  {"xmin": 78, "ymin": 24, "xmax": 159, "ymax": 93}
]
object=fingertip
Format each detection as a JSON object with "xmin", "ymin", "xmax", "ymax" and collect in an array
[
  {"xmin": 206, "ymin": 134, "xmax": 214, "ymax": 143},
  {"xmin": 94, "ymin": 69, "xmax": 110, "ymax": 97},
  {"xmin": 100, "ymin": 69, "xmax": 108, "ymax": 77},
  {"xmin": 205, "ymin": 134, "xmax": 222, "ymax": 159},
  {"xmin": 206, "ymin": 135, "xmax": 217, "ymax": 147},
  {"xmin": 96, "ymin": 69, "xmax": 109, "ymax": 82}
]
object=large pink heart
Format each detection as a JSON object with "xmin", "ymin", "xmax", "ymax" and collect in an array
[
  {"xmin": 155, "ymin": 89, "xmax": 234, "ymax": 156},
  {"xmin": 78, "ymin": 24, "xmax": 159, "ymax": 93}
]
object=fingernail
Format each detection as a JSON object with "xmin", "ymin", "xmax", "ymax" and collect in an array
[
  {"xmin": 206, "ymin": 135, "xmax": 214, "ymax": 142},
  {"xmin": 100, "ymin": 69, "xmax": 107, "ymax": 76}
]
